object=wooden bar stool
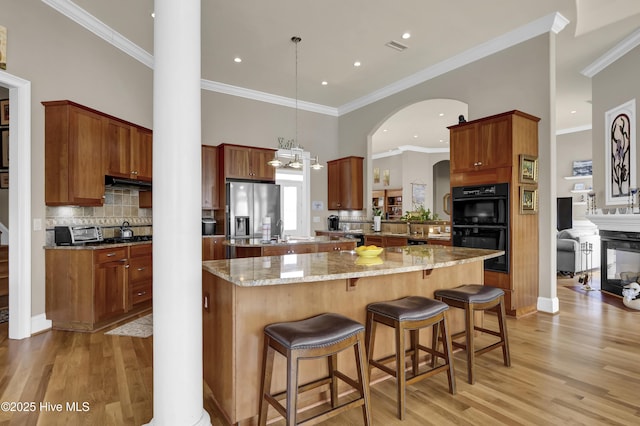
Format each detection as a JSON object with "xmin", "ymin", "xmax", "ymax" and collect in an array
[
  {"xmin": 258, "ymin": 313, "xmax": 372, "ymax": 426},
  {"xmin": 365, "ymin": 296, "xmax": 456, "ymax": 420},
  {"xmin": 434, "ymin": 284, "xmax": 511, "ymax": 385}
]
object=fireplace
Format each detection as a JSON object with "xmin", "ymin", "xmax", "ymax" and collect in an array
[
  {"xmin": 600, "ymin": 230, "xmax": 640, "ymax": 296},
  {"xmin": 585, "ymin": 214, "xmax": 640, "ymax": 296}
]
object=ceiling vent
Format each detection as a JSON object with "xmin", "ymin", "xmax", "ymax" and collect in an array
[{"xmin": 385, "ymin": 40, "xmax": 408, "ymax": 51}]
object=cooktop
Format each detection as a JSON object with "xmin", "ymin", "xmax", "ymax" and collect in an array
[{"xmin": 101, "ymin": 235, "xmax": 153, "ymax": 244}]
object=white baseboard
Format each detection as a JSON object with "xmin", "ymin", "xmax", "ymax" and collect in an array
[
  {"xmin": 31, "ymin": 314, "xmax": 52, "ymax": 334},
  {"xmin": 537, "ymin": 296, "xmax": 560, "ymax": 313}
]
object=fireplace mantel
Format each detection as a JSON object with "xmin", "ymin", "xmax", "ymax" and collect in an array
[{"xmin": 585, "ymin": 213, "xmax": 640, "ymax": 232}]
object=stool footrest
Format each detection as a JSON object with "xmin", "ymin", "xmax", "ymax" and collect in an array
[
  {"xmin": 298, "ymin": 399, "xmax": 366, "ymax": 426},
  {"xmin": 271, "ymin": 377, "xmax": 333, "ymax": 401}
]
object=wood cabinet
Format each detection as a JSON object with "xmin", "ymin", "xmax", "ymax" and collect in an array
[
  {"xmin": 364, "ymin": 235, "xmax": 407, "ymax": 247},
  {"xmin": 203, "ymin": 236, "xmax": 226, "ymax": 260},
  {"xmin": 372, "ymin": 190, "xmax": 385, "ymax": 213},
  {"xmin": 364, "ymin": 235, "xmax": 385, "ymax": 247},
  {"xmin": 327, "ymin": 156, "xmax": 364, "ymax": 210},
  {"xmin": 43, "ymin": 100, "xmax": 106, "ymax": 206},
  {"xmin": 45, "ymin": 244, "xmax": 152, "ymax": 331},
  {"xmin": 218, "ymin": 144, "xmax": 276, "ymax": 182},
  {"xmin": 202, "ymin": 145, "xmax": 219, "ymax": 210},
  {"xmin": 262, "ymin": 243, "xmax": 317, "ymax": 256},
  {"xmin": 385, "ymin": 189, "xmax": 403, "ymax": 219},
  {"xmin": 128, "ymin": 244, "xmax": 152, "ymax": 308},
  {"xmin": 105, "ymin": 119, "xmax": 153, "ymax": 181},
  {"xmin": 233, "ymin": 240, "xmax": 356, "ymax": 258},
  {"xmin": 449, "ymin": 110, "xmax": 540, "ymax": 317},
  {"xmin": 0, "ymin": 245, "xmax": 7, "ymax": 308},
  {"xmin": 449, "ymin": 113, "xmax": 512, "ymax": 174}
]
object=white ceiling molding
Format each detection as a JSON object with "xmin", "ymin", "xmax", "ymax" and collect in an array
[
  {"xmin": 556, "ymin": 124, "xmax": 592, "ymax": 135},
  {"xmin": 338, "ymin": 12, "xmax": 570, "ymax": 116},
  {"xmin": 200, "ymin": 79, "xmax": 338, "ymax": 116},
  {"xmin": 372, "ymin": 145, "xmax": 450, "ymax": 159},
  {"xmin": 581, "ymin": 27, "xmax": 640, "ymax": 77},
  {"xmin": 42, "ymin": 0, "xmax": 154, "ymax": 68}
]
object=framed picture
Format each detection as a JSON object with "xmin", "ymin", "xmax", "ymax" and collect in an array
[
  {"xmin": 1, "ymin": 129, "xmax": 8, "ymax": 168},
  {"xmin": 0, "ymin": 99, "xmax": 7, "ymax": 126},
  {"xmin": 383, "ymin": 169, "xmax": 390, "ymax": 186},
  {"xmin": 573, "ymin": 182, "xmax": 585, "ymax": 191},
  {"xmin": 605, "ymin": 99, "xmax": 636, "ymax": 205},
  {"xmin": 519, "ymin": 185, "xmax": 538, "ymax": 214},
  {"xmin": 373, "ymin": 167, "xmax": 380, "ymax": 184},
  {"xmin": 572, "ymin": 159, "xmax": 592, "ymax": 176},
  {"xmin": 519, "ymin": 154, "xmax": 538, "ymax": 183},
  {"xmin": 0, "ymin": 172, "xmax": 8, "ymax": 189}
]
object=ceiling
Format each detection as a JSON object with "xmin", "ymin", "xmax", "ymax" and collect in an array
[{"xmin": 65, "ymin": 0, "xmax": 640, "ymax": 154}]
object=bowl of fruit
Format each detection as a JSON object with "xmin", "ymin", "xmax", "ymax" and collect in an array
[{"xmin": 354, "ymin": 245, "xmax": 384, "ymax": 258}]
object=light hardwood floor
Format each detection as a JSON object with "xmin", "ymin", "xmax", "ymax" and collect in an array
[{"xmin": 1, "ymin": 276, "xmax": 639, "ymax": 425}]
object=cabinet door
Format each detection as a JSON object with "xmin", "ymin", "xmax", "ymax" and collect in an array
[
  {"xmin": 385, "ymin": 236, "xmax": 408, "ymax": 247},
  {"xmin": 364, "ymin": 236, "xmax": 384, "ymax": 247},
  {"xmin": 250, "ymin": 148, "xmax": 276, "ymax": 181},
  {"xmin": 129, "ymin": 254, "xmax": 152, "ymax": 308},
  {"xmin": 105, "ymin": 118, "xmax": 133, "ymax": 178},
  {"xmin": 223, "ymin": 145, "xmax": 252, "ymax": 179},
  {"xmin": 478, "ymin": 116, "xmax": 511, "ymax": 169},
  {"xmin": 131, "ymin": 127, "xmax": 153, "ymax": 180},
  {"xmin": 202, "ymin": 146, "xmax": 219, "ymax": 209},
  {"xmin": 327, "ymin": 160, "xmax": 341, "ymax": 209},
  {"xmin": 449, "ymin": 125, "xmax": 477, "ymax": 173},
  {"xmin": 327, "ymin": 157, "xmax": 363, "ymax": 210},
  {"xmin": 203, "ymin": 236, "xmax": 226, "ymax": 260},
  {"xmin": 94, "ymin": 260, "xmax": 127, "ymax": 322}
]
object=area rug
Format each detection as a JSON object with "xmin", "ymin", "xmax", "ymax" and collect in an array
[
  {"xmin": 105, "ymin": 314, "xmax": 153, "ymax": 338},
  {"xmin": 0, "ymin": 307, "xmax": 8, "ymax": 324},
  {"xmin": 566, "ymin": 286, "xmax": 639, "ymax": 312}
]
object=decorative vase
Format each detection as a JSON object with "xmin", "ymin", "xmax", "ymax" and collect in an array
[{"xmin": 373, "ymin": 216, "xmax": 381, "ymax": 232}]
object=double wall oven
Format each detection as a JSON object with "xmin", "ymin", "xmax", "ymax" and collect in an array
[{"xmin": 452, "ymin": 183, "xmax": 509, "ymax": 273}]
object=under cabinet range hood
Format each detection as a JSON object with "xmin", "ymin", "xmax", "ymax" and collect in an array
[{"xmin": 105, "ymin": 175, "xmax": 152, "ymax": 190}]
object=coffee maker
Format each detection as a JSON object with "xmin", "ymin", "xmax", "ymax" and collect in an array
[{"xmin": 328, "ymin": 215, "xmax": 340, "ymax": 231}]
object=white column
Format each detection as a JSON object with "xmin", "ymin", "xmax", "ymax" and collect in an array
[{"xmin": 149, "ymin": 0, "xmax": 210, "ymax": 425}]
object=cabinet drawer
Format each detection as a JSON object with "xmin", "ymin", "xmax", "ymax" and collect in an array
[
  {"xmin": 129, "ymin": 256, "xmax": 152, "ymax": 282},
  {"xmin": 94, "ymin": 247, "xmax": 128, "ymax": 264},
  {"xmin": 130, "ymin": 243, "xmax": 152, "ymax": 258},
  {"xmin": 130, "ymin": 281, "xmax": 152, "ymax": 305},
  {"xmin": 0, "ymin": 260, "xmax": 8, "ymax": 277}
]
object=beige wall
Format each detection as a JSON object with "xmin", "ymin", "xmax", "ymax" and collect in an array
[{"xmin": 592, "ymin": 45, "xmax": 640, "ymax": 206}]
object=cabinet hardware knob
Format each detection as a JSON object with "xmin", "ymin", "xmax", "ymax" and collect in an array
[
  {"xmin": 137, "ymin": 267, "xmax": 145, "ymax": 271},
  {"xmin": 107, "ymin": 252, "xmax": 116, "ymax": 257},
  {"xmin": 137, "ymin": 291, "xmax": 146, "ymax": 296},
  {"xmin": 125, "ymin": 264, "xmax": 130, "ymax": 268}
]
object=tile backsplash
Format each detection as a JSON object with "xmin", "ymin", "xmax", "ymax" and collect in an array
[{"xmin": 45, "ymin": 188, "xmax": 152, "ymax": 245}]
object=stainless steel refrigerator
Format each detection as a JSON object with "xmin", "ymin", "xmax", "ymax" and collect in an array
[{"xmin": 226, "ymin": 181, "xmax": 281, "ymax": 240}]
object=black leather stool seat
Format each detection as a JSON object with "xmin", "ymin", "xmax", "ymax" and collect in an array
[
  {"xmin": 367, "ymin": 296, "xmax": 448, "ymax": 321},
  {"xmin": 434, "ymin": 284, "xmax": 511, "ymax": 385},
  {"xmin": 259, "ymin": 313, "xmax": 372, "ymax": 425},
  {"xmin": 265, "ymin": 313, "xmax": 364, "ymax": 350},
  {"xmin": 365, "ymin": 296, "xmax": 455, "ymax": 420},
  {"xmin": 434, "ymin": 284, "xmax": 504, "ymax": 304}
]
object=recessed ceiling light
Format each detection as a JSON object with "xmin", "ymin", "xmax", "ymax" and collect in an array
[
  {"xmin": 402, "ymin": 32, "xmax": 411, "ymax": 39},
  {"xmin": 413, "ymin": 134, "xmax": 419, "ymax": 138},
  {"xmin": 151, "ymin": 12, "xmax": 155, "ymax": 18},
  {"xmin": 321, "ymin": 81, "xmax": 328, "ymax": 86},
  {"xmin": 354, "ymin": 61, "xmax": 361, "ymax": 67},
  {"xmin": 234, "ymin": 57, "xmax": 242, "ymax": 63},
  {"xmin": 383, "ymin": 129, "xmax": 388, "ymax": 132},
  {"xmin": 439, "ymin": 113, "xmax": 444, "ymax": 117},
  {"xmin": 571, "ymin": 110, "xmax": 577, "ymax": 114}
]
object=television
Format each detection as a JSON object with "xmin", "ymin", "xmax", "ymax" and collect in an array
[{"xmin": 557, "ymin": 197, "xmax": 573, "ymax": 231}]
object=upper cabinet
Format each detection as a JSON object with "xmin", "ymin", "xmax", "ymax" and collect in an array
[
  {"xmin": 202, "ymin": 145, "xmax": 219, "ymax": 210},
  {"xmin": 218, "ymin": 144, "xmax": 276, "ymax": 182},
  {"xmin": 43, "ymin": 100, "xmax": 153, "ymax": 206},
  {"xmin": 43, "ymin": 100, "xmax": 106, "ymax": 206},
  {"xmin": 449, "ymin": 114, "xmax": 512, "ymax": 174},
  {"xmin": 327, "ymin": 156, "xmax": 364, "ymax": 210},
  {"xmin": 105, "ymin": 119, "xmax": 152, "ymax": 181}
]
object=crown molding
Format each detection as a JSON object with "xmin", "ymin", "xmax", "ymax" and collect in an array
[
  {"xmin": 42, "ymin": 0, "xmax": 154, "ymax": 68},
  {"xmin": 200, "ymin": 80, "xmax": 339, "ymax": 116},
  {"xmin": 338, "ymin": 12, "xmax": 569, "ymax": 115},
  {"xmin": 556, "ymin": 124, "xmax": 592, "ymax": 135},
  {"xmin": 581, "ymin": 27, "xmax": 640, "ymax": 78},
  {"xmin": 372, "ymin": 145, "xmax": 450, "ymax": 159}
]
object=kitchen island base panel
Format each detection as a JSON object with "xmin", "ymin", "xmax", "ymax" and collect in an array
[{"xmin": 203, "ymin": 260, "xmax": 484, "ymax": 425}]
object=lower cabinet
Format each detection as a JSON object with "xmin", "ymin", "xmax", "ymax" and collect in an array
[
  {"xmin": 234, "ymin": 241, "xmax": 357, "ymax": 258},
  {"xmin": 45, "ymin": 244, "xmax": 152, "ymax": 331},
  {"xmin": 203, "ymin": 236, "xmax": 226, "ymax": 260}
]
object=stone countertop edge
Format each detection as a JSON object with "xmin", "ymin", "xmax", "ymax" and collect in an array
[
  {"xmin": 224, "ymin": 236, "xmax": 356, "ymax": 247},
  {"xmin": 203, "ymin": 247, "xmax": 503, "ymax": 287},
  {"xmin": 44, "ymin": 241, "xmax": 153, "ymax": 250}
]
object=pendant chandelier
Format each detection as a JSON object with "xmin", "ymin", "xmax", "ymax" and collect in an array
[{"xmin": 268, "ymin": 36, "xmax": 324, "ymax": 171}]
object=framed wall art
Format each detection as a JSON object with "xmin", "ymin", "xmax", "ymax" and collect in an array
[
  {"xmin": 605, "ymin": 99, "xmax": 636, "ymax": 205},
  {"xmin": 572, "ymin": 159, "xmax": 592, "ymax": 176},
  {"xmin": 1, "ymin": 129, "xmax": 8, "ymax": 168},
  {"xmin": 373, "ymin": 167, "xmax": 380, "ymax": 184},
  {"xmin": 519, "ymin": 185, "xmax": 538, "ymax": 215},
  {"xmin": 519, "ymin": 154, "xmax": 538, "ymax": 183},
  {"xmin": 383, "ymin": 169, "xmax": 390, "ymax": 186},
  {"xmin": 0, "ymin": 99, "xmax": 7, "ymax": 126}
]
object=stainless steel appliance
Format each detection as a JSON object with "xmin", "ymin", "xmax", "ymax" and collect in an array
[
  {"xmin": 451, "ymin": 183, "xmax": 509, "ymax": 272},
  {"xmin": 54, "ymin": 225, "xmax": 104, "ymax": 245},
  {"xmin": 226, "ymin": 181, "xmax": 281, "ymax": 239},
  {"xmin": 202, "ymin": 217, "xmax": 217, "ymax": 235},
  {"xmin": 328, "ymin": 215, "xmax": 340, "ymax": 231},
  {"xmin": 117, "ymin": 221, "xmax": 134, "ymax": 239}
]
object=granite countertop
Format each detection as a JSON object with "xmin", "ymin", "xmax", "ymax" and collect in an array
[
  {"xmin": 224, "ymin": 235, "xmax": 356, "ymax": 247},
  {"xmin": 44, "ymin": 241, "xmax": 152, "ymax": 250},
  {"xmin": 202, "ymin": 246, "xmax": 502, "ymax": 287},
  {"xmin": 317, "ymin": 229, "xmax": 451, "ymax": 242}
]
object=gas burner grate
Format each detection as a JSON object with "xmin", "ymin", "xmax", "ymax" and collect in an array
[{"xmin": 102, "ymin": 235, "xmax": 153, "ymax": 244}]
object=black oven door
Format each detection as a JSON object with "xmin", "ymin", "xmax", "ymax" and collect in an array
[{"xmin": 453, "ymin": 226, "xmax": 508, "ymax": 273}]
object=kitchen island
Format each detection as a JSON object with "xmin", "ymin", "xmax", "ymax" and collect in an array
[
  {"xmin": 225, "ymin": 235, "xmax": 356, "ymax": 258},
  {"xmin": 202, "ymin": 245, "xmax": 502, "ymax": 425}
]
